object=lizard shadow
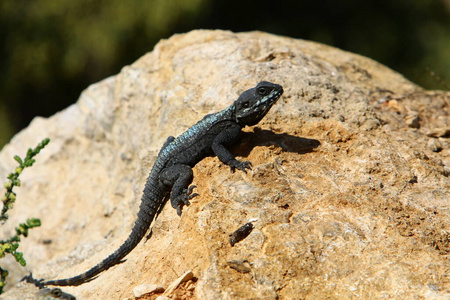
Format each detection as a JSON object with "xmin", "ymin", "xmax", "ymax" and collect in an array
[{"xmin": 233, "ymin": 128, "xmax": 321, "ymax": 157}]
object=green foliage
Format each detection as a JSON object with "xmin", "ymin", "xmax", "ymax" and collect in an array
[
  {"xmin": 0, "ymin": 138, "xmax": 50, "ymax": 294},
  {"xmin": 1, "ymin": 138, "xmax": 50, "ymax": 221}
]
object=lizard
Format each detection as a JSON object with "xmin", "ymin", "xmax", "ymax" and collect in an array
[
  {"xmin": 36, "ymin": 288, "xmax": 76, "ymax": 300},
  {"xmin": 42, "ymin": 81, "xmax": 284, "ymax": 286},
  {"xmin": 20, "ymin": 273, "xmax": 76, "ymax": 299}
]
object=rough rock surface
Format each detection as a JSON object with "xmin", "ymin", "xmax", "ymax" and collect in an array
[{"xmin": 0, "ymin": 30, "xmax": 449, "ymax": 299}]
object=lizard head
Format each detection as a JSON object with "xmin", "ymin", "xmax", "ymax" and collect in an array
[{"xmin": 234, "ymin": 81, "xmax": 283, "ymax": 126}]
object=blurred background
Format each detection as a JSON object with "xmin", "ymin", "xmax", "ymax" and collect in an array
[{"xmin": 0, "ymin": 0, "xmax": 449, "ymax": 149}]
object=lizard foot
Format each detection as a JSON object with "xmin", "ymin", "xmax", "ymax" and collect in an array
[
  {"xmin": 173, "ymin": 185, "xmax": 199, "ymax": 216},
  {"xmin": 229, "ymin": 160, "xmax": 252, "ymax": 173}
]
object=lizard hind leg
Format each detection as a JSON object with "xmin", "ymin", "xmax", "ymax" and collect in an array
[{"xmin": 160, "ymin": 164, "xmax": 198, "ymax": 216}]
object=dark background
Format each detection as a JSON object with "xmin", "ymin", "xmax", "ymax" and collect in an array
[{"xmin": 1, "ymin": 0, "xmax": 449, "ymax": 148}]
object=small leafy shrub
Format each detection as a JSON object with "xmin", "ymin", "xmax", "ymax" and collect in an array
[{"xmin": 0, "ymin": 138, "xmax": 50, "ymax": 293}]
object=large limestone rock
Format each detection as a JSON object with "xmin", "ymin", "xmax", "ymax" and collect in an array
[{"xmin": 0, "ymin": 30, "xmax": 449, "ymax": 299}]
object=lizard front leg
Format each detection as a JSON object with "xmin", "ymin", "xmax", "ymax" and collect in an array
[
  {"xmin": 211, "ymin": 122, "xmax": 252, "ymax": 173},
  {"xmin": 160, "ymin": 164, "xmax": 198, "ymax": 216}
]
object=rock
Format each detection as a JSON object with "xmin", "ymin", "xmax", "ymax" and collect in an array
[
  {"xmin": 226, "ymin": 259, "xmax": 252, "ymax": 273},
  {"xmin": 428, "ymin": 138, "xmax": 443, "ymax": 152},
  {"xmin": 405, "ymin": 110, "xmax": 420, "ymax": 128},
  {"xmin": 0, "ymin": 30, "xmax": 449, "ymax": 300},
  {"xmin": 427, "ymin": 127, "xmax": 450, "ymax": 137},
  {"xmin": 162, "ymin": 271, "xmax": 194, "ymax": 296},
  {"xmin": 132, "ymin": 284, "xmax": 164, "ymax": 298},
  {"xmin": 0, "ymin": 282, "xmax": 39, "ymax": 300}
]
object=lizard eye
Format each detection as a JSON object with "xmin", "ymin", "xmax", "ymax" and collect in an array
[
  {"xmin": 52, "ymin": 288, "xmax": 63, "ymax": 297},
  {"xmin": 257, "ymin": 87, "xmax": 269, "ymax": 96}
]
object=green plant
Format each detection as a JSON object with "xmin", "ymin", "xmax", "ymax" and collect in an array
[{"xmin": 0, "ymin": 138, "xmax": 50, "ymax": 294}]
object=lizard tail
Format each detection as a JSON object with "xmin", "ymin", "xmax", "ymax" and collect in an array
[{"xmin": 43, "ymin": 180, "xmax": 165, "ymax": 286}]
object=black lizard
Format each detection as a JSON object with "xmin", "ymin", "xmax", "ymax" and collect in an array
[{"xmin": 43, "ymin": 81, "xmax": 283, "ymax": 286}]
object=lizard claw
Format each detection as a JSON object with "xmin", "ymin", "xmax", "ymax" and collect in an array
[
  {"xmin": 187, "ymin": 185, "xmax": 197, "ymax": 196},
  {"xmin": 229, "ymin": 160, "xmax": 252, "ymax": 173},
  {"xmin": 176, "ymin": 206, "xmax": 183, "ymax": 216},
  {"xmin": 185, "ymin": 184, "xmax": 199, "ymax": 201},
  {"xmin": 173, "ymin": 184, "xmax": 198, "ymax": 216},
  {"xmin": 188, "ymin": 192, "xmax": 199, "ymax": 200}
]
